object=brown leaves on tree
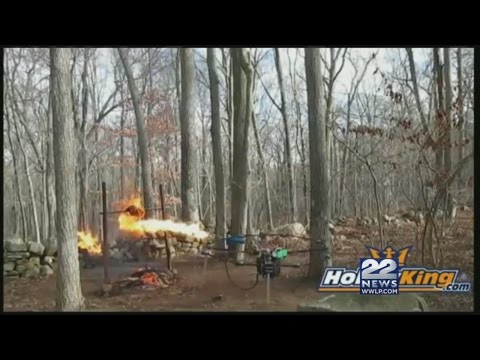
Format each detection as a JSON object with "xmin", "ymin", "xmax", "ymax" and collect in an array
[{"xmin": 351, "ymin": 125, "xmax": 384, "ymax": 137}]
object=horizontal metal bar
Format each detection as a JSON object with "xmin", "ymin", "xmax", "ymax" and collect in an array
[{"xmin": 99, "ymin": 206, "xmax": 172, "ymax": 215}]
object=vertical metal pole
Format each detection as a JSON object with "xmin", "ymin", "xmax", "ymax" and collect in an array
[
  {"xmin": 266, "ymin": 273, "xmax": 270, "ymax": 305},
  {"xmin": 159, "ymin": 184, "xmax": 166, "ymax": 219},
  {"xmin": 102, "ymin": 182, "xmax": 110, "ymax": 284},
  {"xmin": 160, "ymin": 184, "xmax": 172, "ymax": 271}
]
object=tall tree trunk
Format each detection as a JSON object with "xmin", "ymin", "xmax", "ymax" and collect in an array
[
  {"xmin": 42, "ymin": 143, "xmax": 49, "ymax": 243},
  {"xmin": 179, "ymin": 48, "xmax": 200, "ymax": 222},
  {"xmin": 78, "ymin": 49, "xmax": 89, "ymax": 231},
  {"xmin": 456, "ymin": 48, "xmax": 464, "ymax": 186},
  {"xmin": 230, "ymin": 48, "xmax": 253, "ymax": 263},
  {"xmin": 339, "ymin": 98, "xmax": 352, "ymax": 216},
  {"xmin": 293, "ymin": 89, "xmax": 308, "ymax": 226},
  {"xmin": 207, "ymin": 48, "xmax": 227, "ymax": 245},
  {"xmin": 222, "ymin": 49, "xmax": 234, "ymax": 186},
  {"xmin": 433, "ymin": 48, "xmax": 445, "ymax": 172},
  {"xmin": 120, "ymin": 81, "xmax": 126, "ymax": 199},
  {"xmin": 406, "ymin": 48, "xmax": 429, "ymax": 132},
  {"xmin": 443, "ymin": 48, "xmax": 453, "ymax": 175},
  {"xmin": 274, "ymin": 48, "xmax": 296, "ymax": 223},
  {"xmin": 11, "ymin": 108, "xmax": 41, "ymax": 244},
  {"xmin": 46, "ymin": 86, "xmax": 57, "ymax": 245},
  {"xmin": 252, "ymin": 111, "xmax": 274, "ymax": 230},
  {"xmin": 443, "ymin": 48, "xmax": 454, "ymax": 220},
  {"xmin": 304, "ymin": 48, "xmax": 332, "ymax": 278},
  {"xmin": 5, "ymin": 104, "xmax": 27, "ymax": 240},
  {"xmin": 118, "ymin": 48, "xmax": 154, "ymax": 217},
  {"xmin": 50, "ymin": 48, "xmax": 84, "ymax": 311}
]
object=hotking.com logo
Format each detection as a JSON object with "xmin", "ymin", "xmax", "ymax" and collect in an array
[{"xmin": 318, "ymin": 246, "xmax": 471, "ymax": 295}]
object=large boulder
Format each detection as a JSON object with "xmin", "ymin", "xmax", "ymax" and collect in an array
[
  {"xmin": 273, "ymin": 223, "xmax": 306, "ymax": 237},
  {"xmin": 328, "ymin": 223, "xmax": 336, "ymax": 234},
  {"xmin": 5, "ymin": 238, "xmax": 27, "ymax": 252},
  {"xmin": 16, "ymin": 258, "xmax": 29, "ymax": 266},
  {"xmin": 27, "ymin": 241, "xmax": 45, "ymax": 256},
  {"xmin": 29, "ymin": 257, "xmax": 41, "ymax": 266},
  {"xmin": 45, "ymin": 242, "xmax": 58, "ymax": 256},
  {"xmin": 42, "ymin": 256, "xmax": 54, "ymax": 266},
  {"xmin": 6, "ymin": 271, "xmax": 19, "ymax": 278},
  {"xmin": 40, "ymin": 265, "xmax": 54, "ymax": 276},
  {"xmin": 4, "ymin": 262, "xmax": 16, "ymax": 272},
  {"xmin": 16, "ymin": 263, "xmax": 36, "ymax": 274},
  {"xmin": 24, "ymin": 267, "xmax": 41, "ymax": 278},
  {"xmin": 5, "ymin": 252, "xmax": 29, "ymax": 260},
  {"xmin": 298, "ymin": 293, "xmax": 428, "ymax": 312},
  {"xmin": 150, "ymin": 239, "xmax": 166, "ymax": 249}
]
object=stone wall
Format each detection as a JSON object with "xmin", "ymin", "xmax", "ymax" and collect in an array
[{"xmin": 4, "ymin": 238, "xmax": 56, "ymax": 279}]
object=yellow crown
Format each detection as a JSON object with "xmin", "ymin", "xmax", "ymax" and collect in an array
[{"xmin": 366, "ymin": 246, "xmax": 412, "ymax": 267}]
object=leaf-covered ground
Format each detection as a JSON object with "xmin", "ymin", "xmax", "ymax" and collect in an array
[{"xmin": 3, "ymin": 209, "xmax": 473, "ymax": 312}]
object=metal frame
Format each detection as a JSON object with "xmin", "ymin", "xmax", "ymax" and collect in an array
[{"xmin": 100, "ymin": 181, "xmax": 172, "ymax": 286}]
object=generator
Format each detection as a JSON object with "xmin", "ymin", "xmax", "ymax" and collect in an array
[{"xmin": 256, "ymin": 248, "xmax": 288, "ymax": 279}]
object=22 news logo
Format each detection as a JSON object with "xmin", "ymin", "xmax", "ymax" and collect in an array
[
  {"xmin": 318, "ymin": 245, "xmax": 471, "ymax": 295},
  {"xmin": 360, "ymin": 257, "xmax": 399, "ymax": 295}
]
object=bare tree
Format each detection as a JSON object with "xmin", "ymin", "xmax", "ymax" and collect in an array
[
  {"xmin": 304, "ymin": 48, "xmax": 332, "ymax": 277},
  {"xmin": 179, "ymin": 48, "xmax": 200, "ymax": 222},
  {"xmin": 230, "ymin": 48, "xmax": 253, "ymax": 263},
  {"xmin": 274, "ymin": 48, "xmax": 297, "ymax": 222},
  {"xmin": 338, "ymin": 53, "xmax": 376, "ymax": 216},
  {"xmin": 207, "ymin": 48, "xmax": 226, "ymax": 244},
  {"xmin": 118, "ymin": 48, "xmax": 154, "ymax": 217},
  {"xmin": 50, "ymin": 48, "xmax": 84, "ymax": 311},
  {"xmin": 406, "ymin": 48, "xmax": 429, "ymax": 133},
  {"xmin": 456, "ymin": 48, "xmax": 465, "ymax": 186},
  {"xmin": 4, "ymin": 97, "xmax": 27, "ymax": 240},
  {"xmin": 46, "ymin": 87, "xmax": 56, "ymax": 246},
  {"xmin": 252, "ymin": 111, "xmax": 274, "ymax": 230}
]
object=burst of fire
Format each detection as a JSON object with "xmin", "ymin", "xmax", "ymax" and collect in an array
[
  {"xmin": 140, "ymin": 272, "xmax": 161, "ymax": 286},
  {"xmin": 118, "ymin": 197, "xmax": 210, "ymax": 241},
  {"xmin": 78, "ymin": 230, "xmax": 102, "ymax": 255}
]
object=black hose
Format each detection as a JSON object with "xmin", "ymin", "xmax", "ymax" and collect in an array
[{"xmin": 223, "ymin": 256, "xmax": 259, "ymax": 291}]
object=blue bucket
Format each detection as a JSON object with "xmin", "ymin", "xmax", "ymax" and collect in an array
[{"xmin": 226, "ymin": 235, "xmax": 245, "ymax": 246}]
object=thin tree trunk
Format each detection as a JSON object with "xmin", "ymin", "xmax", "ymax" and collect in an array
[
  {"xmin": 304, "ymin": 48, "xmax": 332, "ymax": 278},
  {"xmin": 11, "ymin": 108, "xmax": 41, "ymax": 244},
  {"xmin": 274, "ymin": 48, "xmax": 296, "ymax": 223},
  {"xmin": 252, "ymin": 111, "xmax": 274, "ymax": 230},
  {"xmin": 456, "ymin": 48, "xmax": 464, "ymax": 186},
  {"xmin": 120, "ymin": 80, "xmax": 126, "ymax": 199},
  {"xmin": 77, "ymin": 49, "xmax": 89, "ymax": 232},
  {"xmin": 46, "ymin": 86, "xmax": 57, "ymax": 245},
  {"xmin": 50, "ymin": 48, "xmax": 84, "ymax": 311},
  {"xmin": 230, "ymin": 48, "xmax": 253, "ymax": 263},
  {"xmin": 433, "ymin": 48, "xmax": 445, "ymax": 172},
  {"xmin": 443, "ymin": 48, "xmax": 453, "ymax": 174},
  {"xmin": 179, "ymin": 48, "xmax": 200, "ymax": 222},
  {"xmin": 207, "ymin": 48, "xmax": 226, "ymax": 245},
  {"xmin": 118, "ymin": 48, "xmax": 154, "ymax": 217},
  {"xmin": 222, "ymin": 49, "xmax": 234, "ymax": 186},
  {"xmin": 5, "ymin": 104, "xmax": 27, "ymax": 241},
  {"xmin": 406, "ymin": 48, "xmax": 429, "ymax": 132},
  {"xmin": 42, "ymin": 144, "xmax": 49, "ymax": 243},
  {"xmin": 443, "ymin": 48, "xmax": 454, "ymax": 223},
  {"xmin": 339, "ymin": 98, "xmax": 352, "ymax": 216}
]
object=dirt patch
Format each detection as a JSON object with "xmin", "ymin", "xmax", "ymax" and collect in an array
[
  {"xmin": 4, "ymin": 210, "xmax": 473, "ymax": 312},
  {"xmin": 3, "ymin": 255, "xmax": 320, "ymax": 312}
]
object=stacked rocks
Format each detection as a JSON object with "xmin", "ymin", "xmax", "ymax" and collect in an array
[{"xmin": 4, "ymin": 238, "xmax": 56, "ymax": 279}]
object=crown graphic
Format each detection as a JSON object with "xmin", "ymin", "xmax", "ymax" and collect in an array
[{"xmin": 365, "ymin": 245, "xmax": 412, "ymax": 267}]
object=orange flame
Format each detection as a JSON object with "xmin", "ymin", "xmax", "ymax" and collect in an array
[
  {"xmin": 78, "ymin": 230, "xmax": 102, "ymax": 255},
  {"xmin": 118, "ymin": 197, "xmax": 211, "ymax": 241},
  {"xmin": 140, "ymin": 272, "xmax": 161, "ymax": 286}
]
